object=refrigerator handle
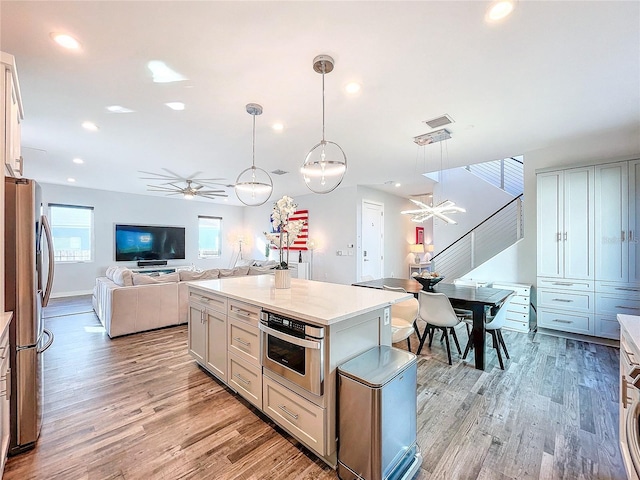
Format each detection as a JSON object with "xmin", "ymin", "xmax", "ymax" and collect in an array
[
  {"xmin": 37, "ymin": 329, "xmax": 54, "ymax": 354},
  {"xmin": 41, "ymin": 215, "xmax": 55, "ymax": 308}
]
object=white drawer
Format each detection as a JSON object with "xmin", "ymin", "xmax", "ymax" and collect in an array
[
  {"xmin": 492, "ymin": 283, "xmax": 531, "ymax": 297},
  {"xmin": 596, "ymin": 281, "xmax": 640, "ymax": 297},
  {"xmin": 189, "ymin": 290, "xmax": 227, "ymax": 313},
  {"xmin": 597, "ymin": 295, "xmax": 640, "ymax": 316},
  {"xmin": 505, "ymin": 312, "xmax": 529, "ymax": 324},
  {"xmin": 228, "ymin": 318, "xmax": 260, "ymax": 365},
  {"xmin": 595, "ymin": 315, "xmax": 621, "ymax": 340},
  {"xmin": 228, "ymin": 353, "xmax": 262, "ymax": 409},
  {"xmin": 505, "ymin": 302, "xmax": 529, "ymax": 315},
  {"xmin": 503, "ymin": 318, "xmax": 528, "ymax": 333},
  {"xmin": 538, "ymin": 309, "xmax": 594, "ymax": 335},
  {"xmin": 509, "ymin": 295, "xmax": 530, "ymax": 306},
  {"xmin": 263, "ymin": 375, "xmax": 325, "ymax": 456},
  {"xmin": 537, "ymin": 277, "xmax": 594, "ymax": 292},
  {"xmin": 538, "ymin": 289, "xmax": 594, "ymax": 313},
  {"xmin": 228, "ymin": 300, "xmax": 261, "ymax": 327}
]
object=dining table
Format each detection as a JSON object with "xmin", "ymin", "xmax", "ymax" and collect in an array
[{"xmin": 351, "ymin": 278, "xmax": 514, "ymax": 370}]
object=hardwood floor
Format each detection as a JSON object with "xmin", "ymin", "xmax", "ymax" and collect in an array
[{"xmin": 4, "ymin": 296, "xmax": 626, "ymax": 479}]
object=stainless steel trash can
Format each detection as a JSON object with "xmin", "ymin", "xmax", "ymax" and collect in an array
[{"xmin": 337, "ymin": 346, "xmax": 422, "ymax": 480}]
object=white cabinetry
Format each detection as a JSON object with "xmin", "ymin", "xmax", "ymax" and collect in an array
[
  {"xmin": 537, "ymin": 159, "xmax": 640, "ymax": 339},
  {"xmin": 491, "ymin": 282, "xmax": 531, "ymax": 333},
  {"xmin": 537, "ymin": 167, "xmax": 596, "ymax": 336},
  {"xmin": 1, "ymin": 52, "xmax": 23, "ymax": 178},
  {"xmin": 0, "ymin": 314, "xmax": 11, "ymax": 475},
  {"xmin": 187, "ymin": 290, "xmax": 228, "ymax": 382},
  {"xmin": 409, "ymin": 262, "xmax": 431, "ymax": 278}
]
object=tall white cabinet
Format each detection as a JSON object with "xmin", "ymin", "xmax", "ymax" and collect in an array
[
  {"xmin": 537, "ymin": 159, "xmax": 640, "ymax": 339},
  {"xmin": 2, "ymin": 52, "xmax": 23, "ymax": 178}
]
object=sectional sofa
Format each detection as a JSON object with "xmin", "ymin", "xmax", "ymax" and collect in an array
[{"xmin": 92, "ymin": 264, "xmax": 274, "ymax": 337}]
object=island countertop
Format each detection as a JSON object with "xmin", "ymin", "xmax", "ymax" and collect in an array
[{"xmin": 187, "ymin": 275, "xmax": 411, "ymax": 326}]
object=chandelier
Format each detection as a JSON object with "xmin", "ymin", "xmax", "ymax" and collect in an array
[{"xmin": 401, "ymin": 198, "xmax": 466, "ymax": 225}]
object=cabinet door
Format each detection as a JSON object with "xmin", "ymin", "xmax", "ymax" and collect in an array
[
  {"xmin": 188, "ymin": 304, "xmax": 206, "ymax": 364},
  {"xmin": 205, "ymin": 308, "xmax": 227, "ymax": 382},
  {"xmin": 537, "ymin": 171, "xmax": 564, "ymax": 278},
  {"xmin": 629, "ymin": 160, "xmax": 640, "ymax": 285},
  {"xmin": 563, "ymin": 167, "xmax": 594, "ymax": 280},
  {"xmin": 595, "ymin": 162, "xmax": 628, "ymax": 282}
]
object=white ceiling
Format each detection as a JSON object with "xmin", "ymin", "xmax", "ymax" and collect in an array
[{"xmin": 2, "ymin": 1, "xmax": 639, "ymax": 205}]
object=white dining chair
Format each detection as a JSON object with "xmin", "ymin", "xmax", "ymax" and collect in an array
[
  {"xmin": 417, "ymin": 291, "xmax": 465, "ymax": 365},
  {"xmin": 452, "ymin": 278, "xmax": 488, "ymax": 335},
  {"xmin": 382, "ymin": 285, "xmax": 420, "ymax": 352},
  {"xmin": 462, "ymin": 301, "xmax": 511, "ymax": 370}
]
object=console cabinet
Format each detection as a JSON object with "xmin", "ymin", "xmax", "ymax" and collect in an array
[
  {"xmin": 187, "ymin": 290, "xmax": 228, "ymax": 382},
  {"xmin": 1, "ymin": 52, "xmax": 23, "ymax": 178},
  {"xmin": 537, "ymin": 159, "xmax": 640, "ymax": 339}
]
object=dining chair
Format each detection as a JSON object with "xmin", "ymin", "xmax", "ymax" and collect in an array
[
  {"xmin": 462, "ymin": 301, "xmax": 511, "ymax": 370},
  {"xmin": 417, "ymin": 291, "xmax": 465, "ymax": 365},
  {"xmin": 382, "ymin": 285, "xmax": 420, "ymax": 352},
  {"xmin": 452, "ymin": 278, "xmax": 488, "ymax": 335}
]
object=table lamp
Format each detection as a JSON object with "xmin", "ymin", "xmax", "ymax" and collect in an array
[
  {"xmin": 425, "ymin": 244, "xmax": 435, "ymax": 260},
  {"xmin": 409, "ymin": 244, "xmax": 424, "ymax": 264}
]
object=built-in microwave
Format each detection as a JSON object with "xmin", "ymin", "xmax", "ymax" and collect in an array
[{"xmin": 259, "ymin": 311, "xmax": 325, "ymax": 396}]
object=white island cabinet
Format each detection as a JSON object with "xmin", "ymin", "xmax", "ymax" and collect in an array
[{"xmin": 187, "ymin": 275, "xmax": 411, "ymax": 468}]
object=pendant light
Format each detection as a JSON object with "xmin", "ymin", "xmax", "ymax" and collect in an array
[
  {"xmin": 235, "ymin": 103, "xmax": 273, "ymax": 206},
  {"xmin": 301, "ymin": 55, "xmax": 347, "ymax": 194}
]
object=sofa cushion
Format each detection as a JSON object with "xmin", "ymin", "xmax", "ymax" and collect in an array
[
  {"xmin": 248, "ymin": 265, "xmax": 275, "ymax": 275},
  {"xmin": 112, "ymin": 267, "xmax": 134, "ymax": 287},
  {"xmin": 105, "ymin": 265, "xmax": 118, "ymax": 280},
  {"xmin": 234, "ymin": 258, "xmax": 255, "ymax": 267},
  {"xmin": 219, "ymin": 266, "xmax": 249, "ymax": 277},
  {"xmin": 179, "ymin": 269, "xmax": 220, "ymax": 281},
  {"xmin": 132, "ymin": 272, "xmax": 180, "ymax": 285}
]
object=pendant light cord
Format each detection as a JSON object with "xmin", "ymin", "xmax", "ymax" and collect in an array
[
  {"xmin": 321, "ymin": 62, "xmax": 326, "ymax": 143},
  {"xmin": 252, "ymin": 113, "xmax": 256, "ymax": 168}
]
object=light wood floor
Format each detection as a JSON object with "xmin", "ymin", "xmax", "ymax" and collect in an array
[{"xmin": 3, "ymin": 296, "xmax": 626, "ymax": 480}]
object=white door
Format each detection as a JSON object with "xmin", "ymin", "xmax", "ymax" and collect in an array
[
  {"xmin": 595, "ymin": 161, "xmax": 628, "ymax": 282},
  {"xmin": 537, "ymin": 171, "xmax": 563, "ymax": 278},
  {"xmin": 361, "ymin": 201, "xmax": 383, "ymax": 280},
  {"xmin": 629, "ymin": 159, "xmax": 640, "ymax": 285},
  {"xmin": 563, "ymin": 166, "xmax": 594, "ymax": 280}
]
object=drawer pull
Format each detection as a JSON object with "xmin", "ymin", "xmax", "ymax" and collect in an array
[
  {"xmin": 234, "ymin": 373, "xmax": 251, "ymax": 385},
  {"xmin": 552, "ymin": 282, "xmax": 574, "ymax": 286},
  {"xmin": 615, "ymin": 287, "xmax": 640, "ymax": 292},
  {"xmin": 617, "ymin": 306, "xmax": 640, "ymax": 311},
  {"xmin": 234, "ymin": 337, "xmax": 251, "ymax": 347},
  {"xmin": 552, "ymin": 298, "xmax": 573, "ymax": 303},
  {"xmin": 278, "ymin": 404, "xmax": 299, "ymax": 420},
  {"xmin": 234, "ymin": 309, "xmax": 252, "ymax": 317},
  {"xmin": 552, "ymin": 319, "xmax": 572, "ymax": 324}
]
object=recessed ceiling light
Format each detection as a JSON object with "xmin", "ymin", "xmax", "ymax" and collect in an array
[
  {"xmin": 106, "ymin": 105, "xmax": 135, "ymax": 113},
  {"xmin": 395, "ymin": 182, "xmax": 401, "ymax": 188},
  {"xmin": 50, "ymin": 33, "xmax": 81, "ymax": 50},
  {"xmin": 72, "ymin": 158, "xmax": 84, "ymax": 164},
  {"xmin": 147, "ymin": 61, "xmax": 187, "ymax": 83},
  {"xmin": 486, "ymin": 0, "xmax": 515, "ymax": 22},
  {"xmin": 272, "ymin": 123, "xmax": 284, "ymax": 132},
  {"xmin": 165, "ymin": 102, "xmax": 185, "ymax": 111},
  {"xmin": 345, "ymin": 82, "xmax": 361, "ymax": 94},
  {"xmin": 82, "ymin": 121, "xmax": 99, "ymax": 131},
  {"xmin": 67, "ymin": 178, "xmax": 76, "ymax": 183}
]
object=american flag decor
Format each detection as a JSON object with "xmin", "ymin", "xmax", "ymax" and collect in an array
[{"xmin": 286, "ymin": 209, "xmax": 309, "ymax": 251}]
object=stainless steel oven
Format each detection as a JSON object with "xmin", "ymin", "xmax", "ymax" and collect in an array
[{"xmin": 259, "ymin": 311, "xmax": 324, "ymax": 396}]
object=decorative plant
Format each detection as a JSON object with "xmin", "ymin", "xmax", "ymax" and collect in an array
[{"xmin": 264, "ymin": 196, "xmax": 305, "ymax": 270}]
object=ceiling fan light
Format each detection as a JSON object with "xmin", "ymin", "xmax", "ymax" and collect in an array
[{"xmin": 183, "ymin": 192, "xmax": 194, "ymax": 200}]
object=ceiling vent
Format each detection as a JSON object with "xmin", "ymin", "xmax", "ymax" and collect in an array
[
  {"xmin": 413, "ymin": 128, "xmax": 451, "ymax": 146},
  {"xmin": 271, "ymin": 169, "xmax": 288, "ymax": 175},
  {"xmin": 424, "ymin": 114, "xmax": 454, "ymax": 129}
]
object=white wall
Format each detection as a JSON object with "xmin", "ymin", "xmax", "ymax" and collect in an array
[
  {"xmin": 243, "ymin": 186, "xmax": 424, "ymax": 285},
  {"xmin": 41, "ymin": 183, "xmax": 245, "ymax": 296}
]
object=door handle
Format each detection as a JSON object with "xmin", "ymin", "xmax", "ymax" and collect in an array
[
  {"xmin": 622, "ymin": 230, "xmax": 626, "ymax": 242},
  {"xmin": 37, "ymin": 329, "xmax": 54, "ymax": 354},
  {"xmin": 41, "ymin": 215, "xmax": 55, "ymax": 308}
]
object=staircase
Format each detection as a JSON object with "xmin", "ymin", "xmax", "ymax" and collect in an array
[{"xmin": 429, "ymin": 155, "xmax": 525, "ymax": 280}]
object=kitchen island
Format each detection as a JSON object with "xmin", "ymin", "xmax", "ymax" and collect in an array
[{"xmin": 186, "ymin": 275, "xmax": 411, "ymax": 468}]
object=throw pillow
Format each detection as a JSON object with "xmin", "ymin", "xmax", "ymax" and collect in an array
[
  {"xmin": 132, "ymin": 272, "xmax": 180, "ymax": 285},
  {"xmin": 234, "ymin": 258, "xmax": 254, "ymax": 268},
  {"xmin": 112, "ymin": 267, "xmax": 133, "ymax": 287},
  {"xmin": 219, "ymin": 266, "xmax": 250, "ymax": 277},
  {"xmin": 105, "ymin": 265, "xmax": 118, "ymax": 281},
  {"xmin": 248, "ymin": 266, "xmax": 275, "ymax": 275}
]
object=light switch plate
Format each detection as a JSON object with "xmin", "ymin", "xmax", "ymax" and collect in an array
[{"xmin": 383, "ymin": 307, "xmax": 390, "ymax": 325}]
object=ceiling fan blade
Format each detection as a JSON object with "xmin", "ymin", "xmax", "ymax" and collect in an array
[
  {"xmin": 200, "ymin": 193, "xmax": 228, "ymax": 199},
  {"xmin": 146, "ymin": 184, "xmax": 180, "ymax": 192},
  {"xmin": 198, "ymin": 189, "xmax": 226, "ymax": 194},
  {"xmin": 185, "ymin": 171, "xmax": 204, "ymax": 180},
  {"xmin": 161, "ymin": 168, "xmax": 185, "ymax": 180},
  {"xmin": 139, "ymin": 170, "xmax": 180, "ymax": 180},
  {"xmin": 194, "ymin": 184, "xmax": 204, "ymax": 190}
]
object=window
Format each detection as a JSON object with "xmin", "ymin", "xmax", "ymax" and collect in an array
[
  {"xmin": 198, "ymin": 216, "xmax": 222, "ymax": 258},
  {"xmin": 49, "ymin": 204, "xmax": 94, "ymax": 262}
]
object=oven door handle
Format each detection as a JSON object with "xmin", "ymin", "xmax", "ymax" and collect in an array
[{"xmin": 259, "ymin": 323, "xmax": 322, "ymax": 350}]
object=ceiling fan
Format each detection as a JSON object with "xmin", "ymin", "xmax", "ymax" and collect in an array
[{"xmin": 139, "ymin": 168, "xmax": 232, "ymax": 200}]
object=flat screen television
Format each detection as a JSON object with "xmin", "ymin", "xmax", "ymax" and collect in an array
[{"xmin": 115, "ymin": 224, "xmax": 186, "ymax": 261}]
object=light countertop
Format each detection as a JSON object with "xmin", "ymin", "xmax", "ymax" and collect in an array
[
  {"xmin": 188, "ymin": 275, "xmax": 412, "ymax": 326},
  {"xmin": 619, "ymin": 314, "xmax": 640, "ymax": 349},
  {"xmin": 1, "ymin": 312, "xmax": 13, "ymax": 337}
]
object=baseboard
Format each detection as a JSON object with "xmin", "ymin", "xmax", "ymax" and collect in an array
[
  {"xmin": 50, "ymin": 290, "xmax": 93, "ymax": 299},
  {"xmin": 536, "ymin": 327, "xmax": 619, "ymax": 348}
]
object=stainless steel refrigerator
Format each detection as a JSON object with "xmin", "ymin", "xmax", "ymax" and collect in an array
[{"xmin": 4, "ymin": 177, "xmax": 54, "ymax": 454}]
